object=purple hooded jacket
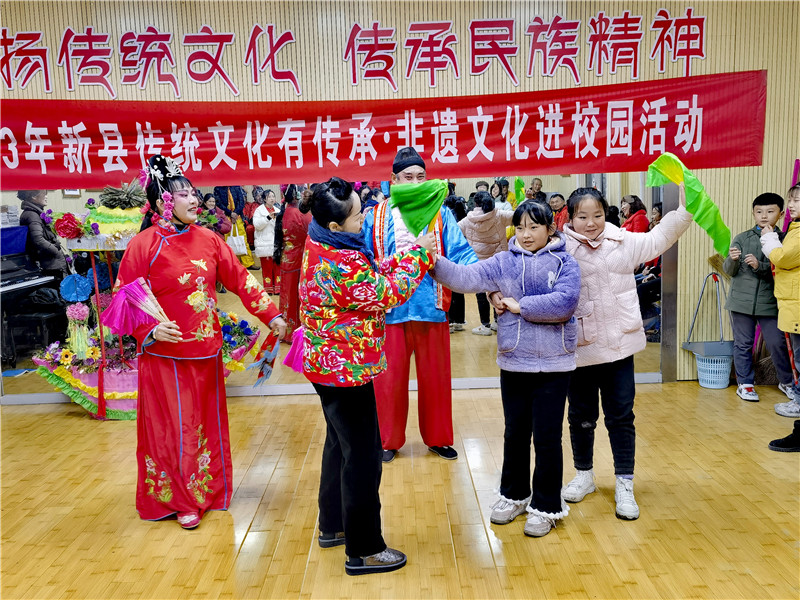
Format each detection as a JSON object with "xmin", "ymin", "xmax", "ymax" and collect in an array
[{"xmin": 431, "ymin": 233, "xmax": 580, "ymax": 373}]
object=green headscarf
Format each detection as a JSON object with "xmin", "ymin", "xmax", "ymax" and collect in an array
[
  {"xmin": 646, "ymin": 153, "xmax": 731, "ymax": 257},
  {"xmin": 389, "ymin": 179, "xmax": 449, "ymax": 236}
]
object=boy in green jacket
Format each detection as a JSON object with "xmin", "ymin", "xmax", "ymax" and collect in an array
[{"xmin": 723, "ymin": 193, "xmax": 795, "ymax": 402}]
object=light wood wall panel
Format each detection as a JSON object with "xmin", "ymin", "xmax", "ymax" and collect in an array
[{"xmin": 2, "ymin": 1, "xmax": 798, "ymax": 379}]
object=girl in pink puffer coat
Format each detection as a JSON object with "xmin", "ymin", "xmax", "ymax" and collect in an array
[{"xmin": 558, "ymin": 185, "xmax": 692, "ymax": 522}]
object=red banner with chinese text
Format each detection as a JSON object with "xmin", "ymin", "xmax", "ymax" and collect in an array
[{"xmin": 0, "ymin": 70, "xmax": 765, "ymax": 190}]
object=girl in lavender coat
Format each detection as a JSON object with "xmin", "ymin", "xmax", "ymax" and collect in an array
[{"xmin": 432, "ymin": 201, "xmax": 581, "ymax": 537}]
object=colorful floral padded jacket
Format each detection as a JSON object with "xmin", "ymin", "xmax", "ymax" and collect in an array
[{"xmin": 299, "ymin": 238, "xmax": 433, "ymax": 386}]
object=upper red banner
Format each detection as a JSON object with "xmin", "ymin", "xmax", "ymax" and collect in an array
[{"xmin": 0, "ymin": 70, "xmax": 765, "ymax": 190}]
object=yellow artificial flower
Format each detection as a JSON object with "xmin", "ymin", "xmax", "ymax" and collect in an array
[
  {"xmin": 86, "ymin": 347, "xmax": 101, "ymax": 360},
  {"xmin": 228, "ymin": 312, "xmax": 238, "ymax": 322},
  {"xmin": 226, "ymin": 360, "xmax": 245, "ymax": 372},
  {"xmin": 59, "ymin": 350, "xmax": 74, "ymax": 366}
]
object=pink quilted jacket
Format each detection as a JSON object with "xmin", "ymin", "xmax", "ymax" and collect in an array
[
  {"xmin": 563, "ymin": 206, "xmax": 692, "ymax": 367},
  {"xmin": 459, "ymin": 207, "xmax": 515, "ymax": 260}
]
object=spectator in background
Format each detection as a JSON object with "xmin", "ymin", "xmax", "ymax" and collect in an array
[
  {"xmin": 213, "ymin": 186, "xmax": 246, "ymax": 217},
  {"xmin": 649, "ymin": 203, "xmax": 663, "ymax": 231},
  {"xmin": 606, "ymin": 205, "xmax": 621, "ymax": 227},
  {"xmin": 491, "ymin": 181, "xmax": 514, "ymax": 212},
  {"xmin": 18, "ymin": 190, "xmax": 68, "ymax": 282},
  {"xmin": 200, "ymin": 194, "xmax": 232, "ymax": 239},
  {"xmin": 253, "ymin": 189, "xmax": 282, "ymax": 295},
  {"xmin": 531, "ymin": 178, "xmax": 543, "ymax": 196},
  {"xmin": 499, "ymin": 178, "xmax": 515, "ymax": 206},
  {"xmin": 620, "ymin": 195, "xmax": 650, "ymax": 232},
  {"xmin": 242, "ymin": 186, "xmax": 261, "ymax": 252},
  {"xmin": 549, "ymin": 193, "xmax": 569, "ymax": 231},
  {"xmin": 274, "ymin": 184, "xmax": 312, "ymax": 338},
  {"xmin": 468, "ymin": 180, "xmax": 490, "ymax": 211},
  {"xmin": 362, "ymin": 188, "xmax": 384, "ymax": 213}
]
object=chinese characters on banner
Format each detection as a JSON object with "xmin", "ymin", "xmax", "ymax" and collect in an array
[
  {"xmin": 0, "ymin": 70, "xmax": 766, "ymax": 189},
  {"xmin": 1, "ymin": 9, "xmax": 706, "ymax": 98}
]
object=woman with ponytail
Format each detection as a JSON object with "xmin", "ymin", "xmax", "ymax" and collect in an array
[{"xmin": 298, "ymin": 176, "xmax": 435, "ymax": 575}]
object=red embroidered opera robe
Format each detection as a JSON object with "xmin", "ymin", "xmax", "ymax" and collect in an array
[{"xmin": 116, "ymin": 223, "xmax": 280, "ymax": 521}]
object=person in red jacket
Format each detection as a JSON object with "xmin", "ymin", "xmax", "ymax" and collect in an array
[
  {"xmin": 242, "ymin": 187, "xmax": 261, "ymax": 251},
  {"xmin": 274, "ymin": 184, "xmax": 312, "ymax": 338},
  {"xmin": 299, "ymin": 177, "xmax": 435, "ymax": 575},
  {"xmin": 548, "ymin": 193, "xmax": 569, "ymax": 231},
  {"xmin": 620, "ymin": 195, "xmax": 650, "ymax": 233}
]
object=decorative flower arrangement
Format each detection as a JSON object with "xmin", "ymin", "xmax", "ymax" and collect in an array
[
  {"xmin": 91, "ymin": 292, "xmax": 113, "ymax": 311},
  {"xmin": 99, "ymin": 181, "xmax": 146, "ymax": 210},
  {"xmin": 66, "ymin": 302, "xmax": 91, "ymax": 359},
  {"xmin": 66, "ymin": 301, "xmax": 90, "ymax": 321},
  {"xmin": 54, "ymin": 213, "xmax": 85, "ymax": 238},
  {"xmin": 46, "ymin": 211, "xmax": 101, "ymax": 239},
  {"xmin": 218, "ymin": 310, "xmax": 260, "ymax": 373},
  {"xmin": 34, "ymin": 334, "xmax": 138, "ymax": 374},
  {"xmin": 33, "ymin": 336, "xmax": 139, "ymax": 420},
  {"xmin": 196, "ymin": 207, "xmax": 219, "ymax": 229},
  {"xmin": 85, "ymin": 197, "xmax": 97, "ymax": 210}
]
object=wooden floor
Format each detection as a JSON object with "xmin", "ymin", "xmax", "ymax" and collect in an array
[{"xmin": 2, "ymin": 379, "xmax": 798, "ymax": 599}]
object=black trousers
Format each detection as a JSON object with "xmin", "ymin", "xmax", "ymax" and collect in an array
[
  {"xmin": 476, "ymin": 292, "xmax": 491, "ymax": 326},
  {"xmin": 567, "ymin": 356, "xmax": 636, "ymax": 475},
  {"xmin": 313, "ymin": 381, "xmax": 386, "ymax": 558},
  {"xmin": 448, "ymin": 292, "xmax": 465, "ymax": 323},
  {"xmin": 499, "ymin": 370, "xmax": 570, "ymax": 514}
]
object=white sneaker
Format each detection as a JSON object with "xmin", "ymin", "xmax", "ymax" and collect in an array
[
  {"xmin": 614, "ymin": 477, "xmax": 639, "ymax": 520},
  {"xmin": 736, "ymin": 383, "xmax": 759, "ymax": 402},
  {"xmin": 778, "ymin": 382, "xmax": 796, "ymax": 401},
  {"xmin": 490, "ymin": 322, "xmax": 497, "ymax": 332},
  {"xmin": 775, "ymin": 399, "xmax": 800, "ymax": 418},
  {"xmin": 453, "ymin": 323, "xmax": 464, "ymax": 332},
  {"xmin": 471, "ymin": 325, "xmax": 492, "ymax": 336},
  {"xmin": 561, "ymin": 469, "xmax": 596, "ymax": 503},
  {"xmin": 490, "ymin": 497, "xmax": 529, "ymax": 524},
  {"xmin": 449, "ymin": 323, "xmax": 455, "ymax": 334},
  {"xmin": 523, "ymin": 513, "xmax": 555, "ymax": 537}
]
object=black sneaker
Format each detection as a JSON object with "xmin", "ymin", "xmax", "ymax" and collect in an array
[
  {"xmin": 382, "ymin": 449, "xmax": 397, "ymax": 463},
  {"xmin": 345, "ymin": 547, "xmax": 406, "ymax": 575},
  {"xmin": 318, "ymin": 531, "xmax": 346, "ymax": 548},
  {"xmin": 768, "ymin": 421, "xmax": 800, "ymax": 452},
  {"xmin": 428, "ymin": 445, "xmax": 458, "ymax": 460}
]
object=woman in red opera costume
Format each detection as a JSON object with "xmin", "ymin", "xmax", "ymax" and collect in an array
[
  {"xmin": 274, "ymin": 184, "xmax": 311, "ymax": 338},
  {"xmin": 115, "ymin": 155, "xmax": 287, "ymax": 530}
]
